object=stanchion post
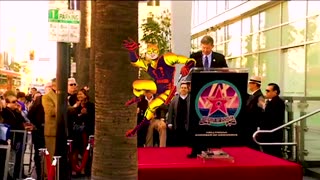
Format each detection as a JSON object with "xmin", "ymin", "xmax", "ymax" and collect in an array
[
  {"xmin": 39, "ymin": 148, "xmax": 47, "ymax": 180},
  {"xmin": 54, "ymin": 156, "xmax": 61, "ymax": 180}
]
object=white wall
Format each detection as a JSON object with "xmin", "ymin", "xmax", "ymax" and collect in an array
[{"xmin": 170, "ymin": 1, "xmax": 192, "ymax": 85}]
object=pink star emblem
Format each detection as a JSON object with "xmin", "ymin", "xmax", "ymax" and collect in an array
[{"xmin": 207, "ymin": 85, "xmax": 228, "ymax": 116}]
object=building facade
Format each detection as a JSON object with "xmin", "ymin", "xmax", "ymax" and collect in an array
[{"xmin": 191, "ymin": 0, "xmax": 320, "ymax": 97}]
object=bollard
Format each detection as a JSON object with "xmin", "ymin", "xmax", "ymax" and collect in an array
[{"xmin": 53, "ymin": 156, "xmax": 61, "ymax": 180}]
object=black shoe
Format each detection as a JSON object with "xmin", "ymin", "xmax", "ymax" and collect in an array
[{"xmin": 187, "ymin": 153, "xmax": 198, "ymax": 158}]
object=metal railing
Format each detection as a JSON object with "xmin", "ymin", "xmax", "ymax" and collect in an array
[{"xmin": 252, "ymin": 108, "xmax": 320, "ymax": 146}]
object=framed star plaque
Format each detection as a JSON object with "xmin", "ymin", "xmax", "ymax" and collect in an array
[{"xmin": 188, "ymin": 68, "xmax": 249, "ymax": 156}]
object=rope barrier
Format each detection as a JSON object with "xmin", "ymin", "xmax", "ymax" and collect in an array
[
  {"xmin": 47, "ymin": 158, "xmax": 56, "ymax": 180},
  {"xmin": 69, "ymin": 135, "xmax": 94, "ymax": 173},
  {"xmin": 44, "ymin": 149, "xmax": 52, "ymax": 176}
]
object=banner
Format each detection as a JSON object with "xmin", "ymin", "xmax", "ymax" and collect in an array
[{"xmin": 189, "ymin": 69, "xmax": 248, "ymax": 148}]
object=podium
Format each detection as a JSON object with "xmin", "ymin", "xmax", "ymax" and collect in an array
[{"xmin": 188, "ymin": 68, "xmax": 248, "ymax": 157}]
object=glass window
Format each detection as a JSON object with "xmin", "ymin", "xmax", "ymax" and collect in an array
[
  {"xmin": 252, "ymin": 33, "xmax": 259, "ymax": 52},
  {"xmin": 191, "ymin": 39, "xmax": 198, "ymax": 53},
  {"xmin": 307, "ymin": 15, "xmax": 320, "ymax": 42},
  {"xmin": 282, "ymin": 1, "xmax": 306, "ymax": 23},
  {"xmin": 198, "ymin": 35, "xmax": 204, "ymax": 47},
  {"xmin": 252, "ymin": 14, "xmax": 260, "ymax": 33},
  {"xmin": 306, "ymin": 42, "xmax": 320, "ymax": 97},
  {"xmin": 225, "ymin": 39, "xmax": 241, "ymax": 57},
  {"xmin": 227, "ymin": 21, "xmax": 241, "ymax": 40},
  {"xmin": 242, "ymin": 54, "xmax": 259, "ymax": 77},
  {"xmin": 216, "ymin": 27, "xmax": 225, "ymax": 44},
  {"xmin": 216, "ymin": 43, "xmax": 225, "ymax": 55},
  {"xmin": 259, "ymin": 4, "xmax": 281, "ymax": 30},
  {"xmin": 242, "ymin": 35, "xmax": 252, "ymax": 54},
  {"xmin": 226, "ymin": 57, "xmax": 241, "ymax": 68},
  {"xmin": 281, "ymin": 20, "xmax": 306, "ymax": 46},
  {"xmin": 227, "ymin": 1, "xmax": 243, "ymax": 9},
  {"xmin": 259, "ymin": 50, "xmax": 281, "ymax": 90},
  {"xmin": 259, "ymin": 28, "xmax": 280, "ymax": 50},
  {"xmin": 207, "ymin": 1, "xmax": 217, "ymax": 19},
  {"xmin": 281, "ymin": 47, "xmax": 305, "ymax": 96},
  {"xmin": 192, "ymin": 1, "xmax": 199, "ymax": 26},
  {"xmin": 217, "ymin": 1, "xmax": 226, "ymax": 14},
  {"xmin": 242, "ymin": 17, "xmax": 251, "ymax": 36},
  {"xmin": 209, "ymin": 30, "xmax": 216, "ymax": 44},
  {"xmin": 307, "ymin": 1, "xmax": 320, "ymax": 16},
  {"xmin": 198, "ymin": 1, "xmax": 207, "ymax": 23}
]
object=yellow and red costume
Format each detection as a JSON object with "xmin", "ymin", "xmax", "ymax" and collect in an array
[{"xmin": 123, "ymin": 39, "xmax": 195, "ymax": 137}]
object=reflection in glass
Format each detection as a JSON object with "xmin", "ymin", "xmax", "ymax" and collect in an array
[
  {"xmin": 216, "ymin": 43, "xmax": 225, "ymax": 54},
  {"xmin": 282, "ymin": 47, "xmax": 305, "ymax": 96},
  {"xmin": 259, "ymin": 51, "xmax": 281, "ymax": 90},
  {"xmin": 227, "ymin": 21, "xmax": 241, "ymax": 40},
  {"xmin": 282, "ymin": 1, "xmax": 306, "ymax": 23},
  {"xmin": 241, "ymin": 36, "xmax": 252, "ymax": 54},
  {"xmin": 216, "ymin": 27, "xmax": 225, "ymax": 44},
  {"xmin": 242, "ymin": 17, "xmax": 251, "ymax": 36},
  {"xmin": 306, "ymin": 43, "xmax": 320, "ymax": 97},
  {"xmin": 209, "ymin": 31, "xmax": 216, "ymax": 43},
  {"xmin": 225, "ymin": 39, "xmax": 241, "ymax": 57},
  {"xmin": 307, "ymin": 1, "xmax": 320, "ymax": 16},
  {"xmin": 252, "ymin": 33, "xmax": 259, "ymax": 52},
  {"xmin": 259, "ymin": 4, "xmax": 281, "ymax": 30},
  {"xmin": 307, "ymin": 16, "xmax": 320, "ymax": 41},
  {"xmin": 198, "ymin": 35, "xmax": 203, "ymax": 47},
  {"xmin": 259, "ymin": 28, "xmax": 281, "ymax": 50},
  {"xmin": 281, "ymin": 20, "xmax": 305, "ymax": 46},
  {"xmin": 242, "ymin": 54, "xmax": 258, "ymax": 77},
  {"xmin": 252, "ymin": 14, "xmax": 259, "ymax": 33},
  {"xmin": 226, "ymin": 57, "xmax": 241, "ymax": 68}
]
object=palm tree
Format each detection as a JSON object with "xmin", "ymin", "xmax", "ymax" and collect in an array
[
  {"xmin": 91, "ymin": 1, "xmax": 138, "ymax": 179},
  {"xmin": 75, "ymin": 0, "xmax": 91, "ymax": 88}
]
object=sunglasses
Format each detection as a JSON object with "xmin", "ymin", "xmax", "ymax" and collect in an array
[{"xmin": 69, "ymin": 83, "xmax": 77, "ymax": 86}]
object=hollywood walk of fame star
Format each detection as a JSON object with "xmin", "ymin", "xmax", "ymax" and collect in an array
[{"xmin": 206, "ymin": 85, "xmax": 229, "ymax": 116}]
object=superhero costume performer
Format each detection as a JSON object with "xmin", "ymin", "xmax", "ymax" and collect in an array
[{"xmin": 123, "ymin": 38, "xmax": 195, "ymax": 137}]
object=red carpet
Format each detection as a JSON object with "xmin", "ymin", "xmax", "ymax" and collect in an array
[{"xmin": 138, "ymin": 147, "xmax": 302, "ymax": 180}]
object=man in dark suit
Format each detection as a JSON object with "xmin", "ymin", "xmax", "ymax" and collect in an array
[
  {"xmin": 245, "ymin": 76, "xmax": 264, "ymax": 150},
  {"xmin": 190, "ymin": 35, "xmax": 228, "ymax": 69},
  {"xmin": 258, "ymin": 83, "xmax": 285, "ymax": 158}
]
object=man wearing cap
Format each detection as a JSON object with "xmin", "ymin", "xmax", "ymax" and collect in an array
[{"xmin": 245, "ymin": 76, "xmax": 264, "ymax": 150}]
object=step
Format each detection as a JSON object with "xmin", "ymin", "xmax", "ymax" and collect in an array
[{"xmin": 305, "ymin": 167, "xmax": 320, "ymax": 179}]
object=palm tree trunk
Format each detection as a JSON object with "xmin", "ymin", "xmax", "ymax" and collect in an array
[
  {"xmin": 91, "ymin": 1, "xmax": 138, "ymax": 180},
  {"xmin": 89, "ymin": 0, "xmax": 96, "ymax": 102},
  {"xmin": 75, "ymin": 0, "xmax": 91, "ymax": 88}
]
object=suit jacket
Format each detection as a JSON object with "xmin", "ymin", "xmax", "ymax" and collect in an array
[
  {"xmin": 245, "ymin": 89, "xmax": 264, "ymax": 130},
  {"xmin": 42, "ymin": 90, "xmax": 57, "ymax": 137},
  {"xmin": 190, "ymin": 51, "xmax": 228, "ymax": 68},
  {"xmin": 167, "ymin": 94, "xmax": 190, "ymax": 131},
  {"xmin": 260, "ymin": 96, "xmax": 285, "ymax": 142}
]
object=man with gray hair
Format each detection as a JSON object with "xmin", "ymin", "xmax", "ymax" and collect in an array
[{"xmin": 190, "ymin": 35, "xmax": 228, "ymax": 69}]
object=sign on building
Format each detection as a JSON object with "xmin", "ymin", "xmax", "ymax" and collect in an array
[{"xmin": 48, "ymin": 9, "xmax": 81, "ymax": 43}]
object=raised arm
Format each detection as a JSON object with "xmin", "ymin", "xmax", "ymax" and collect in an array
[{"xmin": 123, "ymin": 38, "xmax": 148, "ymax": 71}]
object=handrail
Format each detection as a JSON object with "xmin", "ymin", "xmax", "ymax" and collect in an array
[{"xmin": 252, "ymin": 108, "xmax": 320, "ymax": 145}]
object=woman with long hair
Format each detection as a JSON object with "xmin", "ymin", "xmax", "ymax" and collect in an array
[{"xmin": 71, "ymin": 88, "xmax": 95, "ymax": 176}]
